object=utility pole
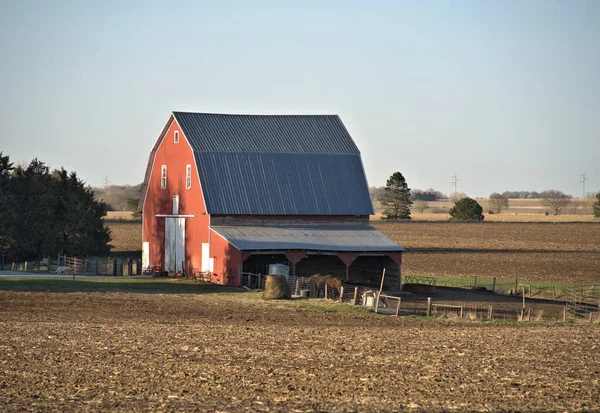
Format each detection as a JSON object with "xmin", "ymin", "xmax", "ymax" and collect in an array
[
  {"xmin": 579, "ymin": 173, "xmax": 589, "ymax": 198},
  {"xmin": 103, "ymin": 176, "xmax": 109, "ymax": 189},
  {"xmin": 451, "ymin": 174, "xmax": 460, "ymax": 196}
]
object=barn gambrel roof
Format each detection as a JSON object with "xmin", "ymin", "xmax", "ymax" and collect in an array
[{"xmin": 143, "ymin": 112, "xmax": 375, "ymax": 216}]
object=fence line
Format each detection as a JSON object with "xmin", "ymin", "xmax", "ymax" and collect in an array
[
  {"xmin": 565, "ymin": 286, "xmax": 600, "ymax": 321},
  {"xmin": 4, "ymin": 255, "xmax": 143, "ymax": 276}
]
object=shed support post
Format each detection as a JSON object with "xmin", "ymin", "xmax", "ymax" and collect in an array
[
  {"xmin": 345, "ymin": 264, "xmax": 349, "ymax": 281},
  {"xmin": 398, "ymin": 264, "xmax": 403, "ymax": 290}
]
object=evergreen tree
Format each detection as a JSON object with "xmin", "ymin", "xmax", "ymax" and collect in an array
[
  {"xmin": 593, "ymin": 192, "xmax": 600, "ymax": 218},
  {"xmin": 381, "ymin": 172, "xmax": 412, "ymax": 220},
  {"xmin": 0, "ymin": 152, "xmax": 15, "ymax": 256},
  {"xmin": 0, "ymin": 153, "xmax": 111, "ymax": 261},
  {"xmin": 449, "ymin": 197, "xmax": 485, "ymax": 221}
]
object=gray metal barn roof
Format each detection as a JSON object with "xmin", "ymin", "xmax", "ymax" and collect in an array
[
  {"xmin": 172, "ymin": 112, "xmax": 374, "ymax": 216},
  {"xmin": 210, "ymin": 225, "xmax": 404, "ymax": 252}
]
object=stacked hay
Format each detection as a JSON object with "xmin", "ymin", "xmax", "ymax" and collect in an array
[{"xmin": 262, "ymin": 274, "xmax": 291, "ymax": 299}]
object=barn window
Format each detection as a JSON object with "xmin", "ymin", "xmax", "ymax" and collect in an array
[
  {"xmin": 174, "ymin": 131, "xmax": 179, "ymax": 143},
  {"xmin": 173, "ymin": 195, "xmax": 179, "ymax": 215},
  {"xmin": 161, "ymin": 165, "xmax": 167, "ymax": 189},
  {"xmin": 186, "ymin": 165, "xmax": 192, "ymax": 189}
]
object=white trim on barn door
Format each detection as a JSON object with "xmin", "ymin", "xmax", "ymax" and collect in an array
[
  {"xmin": 201, "ymin": 243, "xmax": 210, "ymax": 272},
  {"xmin": 142, "ymin": 242, "xmax": 149, "ymax": 269}
]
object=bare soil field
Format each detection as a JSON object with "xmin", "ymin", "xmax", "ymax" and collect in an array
[
  {"xmin": 374, "ymin": 222, "xmax": 600, "ymax": 285},
  {"xmin": 1, "ymin": 288, "xmax": 599, "ymax": 412},
  {"xmin": 106, "ymin": 221, "xmax": 142, "ymax": 253}
]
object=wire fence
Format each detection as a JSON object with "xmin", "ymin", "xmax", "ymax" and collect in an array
[
  {"xmin": 3, "ymin": 255, "xmax": 143, "ymax": 276},
  {"xmin": 565, "ymin": 286, "xmax": 600, "ymax": 321},
  {"xmin": 242, "ymin": 274, "xmax": 572, "ymax": 322},
  {"xmin": 433, "ymin": 276, "xmax": 570, "ymax": 301}
]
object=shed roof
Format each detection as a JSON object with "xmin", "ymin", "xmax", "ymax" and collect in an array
[
  {"xmin": 210, "ymin": 225, "xmax": 404, "ymax": 252},
  {"xmin": 172, "ymin": 112, "xmax": 374, "ymax": 216}
]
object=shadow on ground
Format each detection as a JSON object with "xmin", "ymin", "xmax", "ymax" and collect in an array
[{"xmin": 0, "ymin": 278, "xmax": 242, "ymax": 295}]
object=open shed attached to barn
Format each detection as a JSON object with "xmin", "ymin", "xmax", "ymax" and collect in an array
[{"xmin": 139, "ymin": 112, "xmax": 404, "ymax": 290}]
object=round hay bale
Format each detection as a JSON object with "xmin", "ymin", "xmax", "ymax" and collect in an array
[{"xmin": 262, "ymin": 274, "xmax": 291, "ymax": 300}]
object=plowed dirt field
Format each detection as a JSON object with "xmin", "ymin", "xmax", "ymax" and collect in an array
[
  {"xmin": 373, "ymin": 222, "xmax": 600, "ymax": 285},
  {"xmin": 1, "ymin": 289, "xmax": 599, "ymax": 412}
]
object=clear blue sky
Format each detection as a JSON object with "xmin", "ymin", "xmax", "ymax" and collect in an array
[{"xmin": 1, "ymin": 0, "xmax": 598, "ymax": 197}]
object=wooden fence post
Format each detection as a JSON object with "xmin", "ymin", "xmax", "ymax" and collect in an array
[
  {"xmin": 460, "ymin": 304, "xmax": 464, "ymax": 319},
  {"xmin": 395, "ymin": 297, "xmax": 402, "ymax": 317},
  {"xmin": 426, "ymin": 297, "xmax": 432, "ymax": 317},
  {"xmin": 522, "ymin": 285, "xmax": 526, "ymax": 309},
  {"xmin": 472, "ymin": 276, "xmax": 477, "ymax": 289},
  {"xmin": 552, "ymin": 286, "xmax": 556, "ymax": 300},
  {"xmin": 352, "ymin": 287, "xmax": 359, "ymax": 306},
  {"xmin": 488, "ymin": 304, "xmax": 493, "ymax": 320},
  {"xmin": 339, "ymin": 286, "xmax": 344, "ymax": 302},
  {"xmin": 375, "ymin": 292, "xmax": 380, "ymax": 313},
  {"xmin": 324, "ymin": 283, "xmax": 328, "ymax": 300},
  {"xmin": 492, "ymin": 277, "xmax": 496, "ymax": 293},
  {"xmin": 295, "ymin": 280, "xmax": 299, "ymax": 296},
  {"xmin": 379, "ymin": 268, "xmax": 386, "ymax": 293},
  {"xmin": 563, "ymin": 306, "xmax": 567, "ymax": 322}
]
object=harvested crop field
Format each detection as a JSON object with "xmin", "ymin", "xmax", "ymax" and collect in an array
[
  {"xmin": 1, "ymin": 287, "xmax": 599, "ymax": 412},
  {"xmin": 106, "ymin": 221, "xmax": 142, "ymax": 253},
  {"xmin": 374, "ymin": 222, "xmax": 600, "ymax": 285}
]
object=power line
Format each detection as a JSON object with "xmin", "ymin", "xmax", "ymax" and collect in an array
[
  {"xmin": 579, "ymin": 173, "xmax": 589, "ymax": 198},
  {"xmin": 451, "ymin": 174, "xmax": 460, "ymax": 196}
]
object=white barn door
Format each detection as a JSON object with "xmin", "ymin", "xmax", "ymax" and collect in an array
[{"xmin": 165, "ymin": 217, "xmax": 186, "ymax": 273}]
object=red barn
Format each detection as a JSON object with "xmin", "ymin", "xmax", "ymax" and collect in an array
[{"xmin": 139, "ymin": 112, "xmax": 404, "ymax": 289}]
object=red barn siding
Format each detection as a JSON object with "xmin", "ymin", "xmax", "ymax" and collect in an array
[
  {"xmin": 142, "ymin": 118, "xmax": 209, "ymax": 272},
  {"xmin": 209, "ymin": 229, "xmax": 242, "ymax": 286}
]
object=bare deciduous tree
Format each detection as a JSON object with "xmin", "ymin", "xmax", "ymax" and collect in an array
[
  {"xmin": 541, "ymin": 190, "xmax": 572, "ymax": 215},
  {"xmin": 449, "ymin": 191, "xmax": 467, "ymax": 204},
  {"xmin": 489, "ymin": 193, "xmax": 509, "ymax": 213},
  {"xmin": 412, "ymin": 200, "xmax": 429, "ymax": 213}
]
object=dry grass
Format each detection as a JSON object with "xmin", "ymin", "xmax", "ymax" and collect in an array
[
  {"xmin": 105, "ymin": 211, "xmax": 137, "ymax": 220},
  {"xmin": 403, "ymin": 213, "xmax": 598, "ymax": 222},
  {"xmin": 372, "ymin": 197, "xmax": 597, "ymax": 222}
]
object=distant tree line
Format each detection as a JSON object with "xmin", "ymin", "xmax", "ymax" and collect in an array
[
  {"xmin": 0, "ymin": 152, "xmax": 111, "ymax": 261},
  {"xmin": 92, "ymin": 184, "xmax": 142, "ymax": 211},
  {"xmin": 370, "ymin": 186, "xmax": 446, "ymax": 202},
  {"xmin": 499, "ymin": 191, "xmax": 543, "ymax": 199}
]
